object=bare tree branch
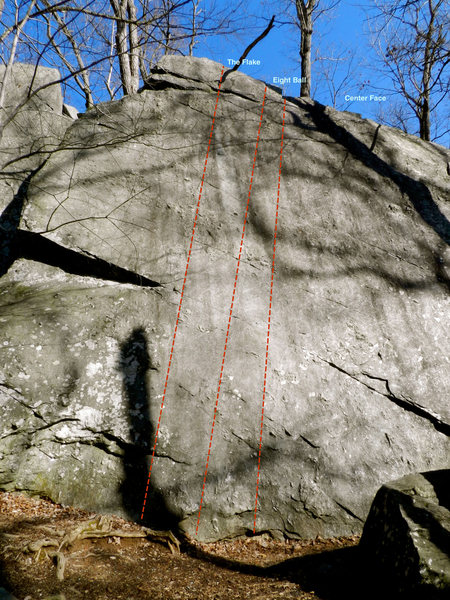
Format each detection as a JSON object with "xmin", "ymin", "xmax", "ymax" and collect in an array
[{"xmin": 222, "ymin": 14, "xmax": 275, "ymax": 82}]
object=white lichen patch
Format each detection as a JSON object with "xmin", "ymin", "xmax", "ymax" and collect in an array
[
  {"xmin": 55, "ymin": 424, "xmax": 73, "ymax": 440},
  {"xmin": 85, "ymin": 339, "xmax": 97, "ymax": 350},
  {"xmin": 158, "ymin": 425, "xmax": 171, "ymax": 445},
  {"xmin": 86, "ymin": 362, "xmax": 103, "ymax": 377},
  {"xmin": 78, "ymin": 406, "xmax": 103, "ymax": 428}
]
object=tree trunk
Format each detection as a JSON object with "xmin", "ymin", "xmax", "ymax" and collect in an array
[
  {"xmin": 300, "ymin": 16, "xmax": 312, "ymax": 97},
  {"xmin": 127, "ymin": 0, "xmax": 140, "ymax": 94},
  {"xmin": 419, "ymin": 95, "xmax": 431, "ymax": 141},
  {"xmin": 163, "ymin": 0, "xmax": 172, "ymax": 55},
  {"xmin": 189, "ymin": 0, "xmax": 200, "ymax": 56},
  {"xmin": 295, "ymin": 0, "xmax": 316, "ymax": 99},
  {"xmin": 419, "ymin": 0, "xmax": 435, "ymax": 141},
  {"xmin": 110, "ymin": 0, "xmax": 139, "ymax": 96}
]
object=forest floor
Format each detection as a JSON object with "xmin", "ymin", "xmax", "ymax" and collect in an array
[{"xmin": 0, "ymin": 491, "xmax": 365, "ymax": 600}]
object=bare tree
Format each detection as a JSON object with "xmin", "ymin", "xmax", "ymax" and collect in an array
[
  {"xmin": 293, "ymin": 0, "xmax": 342, "ymax": 97},
  {"xmin": 369, "ymin": 0, "xmax": 450, "ymax": 141},
  {"xmin": 94, "ymin": 12, "xmax": 122, "ymax": 101},
  {"xmin": 0, "ymin": 0, "xmax": 256, "ymax": 113},
  {"xmin": 40, "ymin": 0, "xmax": 94, "ymax": 109},
  {"xmin": 188, "ymin": 0, "xmax": 201, "ymax": 55},
  {"xmin": 312, "ymin": 45, "xmax": 362, "ymax": 109},
  {"xmin": 295, "ymin": 0, "xmax": 315, "ymax": 97},
  {"xmin": 263, "ymin": 0, "xmax": 341, "ymax": 98},
  {"xmin": 109, "ymin": 0, "xmax": 140, "ymax": 95}
]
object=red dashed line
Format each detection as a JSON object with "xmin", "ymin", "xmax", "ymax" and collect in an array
[
  {"xmin": 253, "ymin": 98, "xmax": 287, "ymax": 533},
  {"xmin": 195, "ymin": 86, "xmax": 268, "ymax": 535},
  {"xmin": 140, "ymin": 66, "xmax": 225, "ymax": 521}
]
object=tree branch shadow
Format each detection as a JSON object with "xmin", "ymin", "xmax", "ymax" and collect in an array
[{"xmin": 299, "ymin": 100, "xmax": 450, "ymax": 246}]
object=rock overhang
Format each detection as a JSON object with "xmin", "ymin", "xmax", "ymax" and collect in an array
[{"xmin": 143, "ymin": 55, "xmax": 282, "ymax": 104}]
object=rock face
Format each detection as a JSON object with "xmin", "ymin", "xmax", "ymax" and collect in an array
[
  {"xmin": 0, "ymin": 63, "xmax": 67, "ymax": 178},
  {"xmin": 0, "ymin": 56, "xmax": 449, "ymax": 541},
  {"xmin": 62, "ymin": 104, "xmax": 79, "ymax": 119},
  {"xmin": 0, "ymin": 62, "xmax": 63, "ymax": 114},
  {"xmin": 360, "ymin": 470, "xmax": 450, "ymax": 597},
  {"xmin": 0, "ymin": 63, "xmax": 73, "ymax": 276}
]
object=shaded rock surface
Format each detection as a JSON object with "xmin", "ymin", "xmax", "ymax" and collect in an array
[
  {"xmin": 0, "ymin": 57, "xmax": 449, "ymax": 541},
  {"xmin": 0, "ymin": 63, "xmax": 63, "ymax": 114},
  {"xmin": 360, "ymin": 470, "xmax": 450, "ymax": 597}
]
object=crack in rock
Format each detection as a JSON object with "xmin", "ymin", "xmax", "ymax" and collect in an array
[
  {"xmin": 0, "ymin": 384, "xmax": 47, "ymax": 424},
  {"xmin": 319, "ymin": 357, "xmax": 450, "ymax": 436},
  {"xmin": 14, "ymin": 230, "xmax": 160, "ymax": 288},
  {"xmin": 333, "ymin": 499, "xmax": 364, "ymax": 523},
  {"xmin": 143, "ymin": 66, "xmax": 264, "ymax": 105}
]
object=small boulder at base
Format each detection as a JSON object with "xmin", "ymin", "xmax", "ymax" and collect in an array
[{"xmin": 360, "ymin": 470, "xmax": 450, "ymax": 598}]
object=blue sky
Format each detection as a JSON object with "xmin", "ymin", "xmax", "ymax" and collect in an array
[
  {"xmin": 194, "ymin": 2, "xmax": 378, "ymax": 107},
  {"xmin": 192, "ymin": 0, "xmax": 449, "ymax": 146}
]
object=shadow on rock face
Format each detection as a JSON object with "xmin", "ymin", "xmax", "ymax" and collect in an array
[
  {"xmin": 423, "ymin": 470, "xmax": 450, "ymax": 510},
  {"xmin": 118, "ymin": 326, "xmax": 177, "ymax": 531},
  {"xmin": 0, "ymin": 172, "xmax": 32, "ymax": 277},
  {"xmin": 303, "ymin": 100, "xmax": 450, "ymax": 247}
]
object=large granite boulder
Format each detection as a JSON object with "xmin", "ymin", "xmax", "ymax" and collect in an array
[
  {"xmin": 360, "ymin": 470, "xmax": 450, "ymax": 597},
  {"xmin": 0, "ymin": 56, "xmax": 449, "ymax": 541}
]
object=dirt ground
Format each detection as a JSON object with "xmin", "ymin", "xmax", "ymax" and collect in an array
[{"xmin": 0, "ymin": 491, "xmax": 367, "ymax": 600}]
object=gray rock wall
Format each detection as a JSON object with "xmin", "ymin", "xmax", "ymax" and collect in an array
[{"xmin": 0, "ymin": 57, "xmax": 449, "ymax": 541}]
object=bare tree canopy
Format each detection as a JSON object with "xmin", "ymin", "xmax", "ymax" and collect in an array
[
  {"xmin": 368, "ymin": 0, "xmax": 450, "ymax": 142},
  {"xmin": 0, "ymin": 0, "xmax": 247, "ymax": 109}
]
